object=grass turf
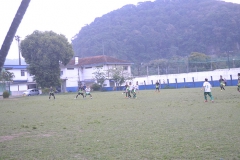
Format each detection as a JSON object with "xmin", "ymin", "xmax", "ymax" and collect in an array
[{"xmin": 0, "ymin": 87, "xmax": 240, "ymax": 159}]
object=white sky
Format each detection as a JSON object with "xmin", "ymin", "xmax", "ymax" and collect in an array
[{"xmin": 0, "ymin": 0, "xmax": 239, "ymax": 59}]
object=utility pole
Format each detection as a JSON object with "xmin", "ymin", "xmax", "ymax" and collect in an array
[
  {"xmin": 15, "ymin": 35, "xmax": 21, "ymax": 65},
  {"xmin": 210, "ymin": 56, "xmax": 212, "ymax": 70},
  {"xmin": 228, "ymin": 51, "xmax": 233, "ymax": 69},
  {"xmin": 147, "ymin": 65, "xmax": 149, "ymax": 77},
  {"xmin": 102, "ymin": 42, "xmax": 104, "ymax": 55},
  {"xmin": 227, "ymin": 51, "xmax": 230, "ymax": 70}
]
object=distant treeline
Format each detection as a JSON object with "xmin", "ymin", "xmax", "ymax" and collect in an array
[{"xmin": 72, "ymin": 0, "xmax": 240, "ymax": 75}]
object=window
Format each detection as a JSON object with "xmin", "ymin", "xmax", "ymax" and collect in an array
[
  {"xmin": 67, "ymin": 68, "xmax": 74, "ymax": 70},
  {"xmin": 21, "ymin": 70, "xmax": 25, "ymax": 76},
  {"xmin": 96, "ymin": 66, "xmax": 103, "ymax": 69},
  {"xmin": 123, "ymin": 66, "xmax": 128, "ymax": 70},
  {"xmin": 60, "ymin": 71, "xmax": 63, "ymax": 76},
  {"xmin": 85, "ymin": 67, "xmax": 92, "ymax": 69}
]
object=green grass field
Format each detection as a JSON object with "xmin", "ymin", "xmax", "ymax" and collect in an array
[{"xmin": 0, "ymin": 87, "xmax": 240, "ymax": 160}]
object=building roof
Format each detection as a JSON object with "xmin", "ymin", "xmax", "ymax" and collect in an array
[
  {"xmin": 65, "ymin": 55, "xmax": 132, "ymax": 67},
  {"xmin": 3, "ymin": 65, "xmax": 28, "ymax": 70}
]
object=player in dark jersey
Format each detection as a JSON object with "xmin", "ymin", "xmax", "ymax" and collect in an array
[
  {"xmin": 49, "ymin": 86, "xmax": 55, "ymax": 99},
  {"xmin": 219, "ymin": 75, "xmax": 226, "ymax": 91},
  {"xmin": 75, "ymin": 85, "xmax": 85, "ymax": 99},
  {"xmin": 155, "ymin": 81, "xmax": 160, "ymax": 92}
]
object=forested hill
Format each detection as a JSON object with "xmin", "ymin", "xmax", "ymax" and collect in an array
[{"xmin": 72, "ymin": 0, "xmax": 240, "ymax": 64}]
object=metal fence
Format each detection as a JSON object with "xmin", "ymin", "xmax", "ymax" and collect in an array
[{"xmin": 133, "ymin": 56, "xmax": 240, "ymax": 76}]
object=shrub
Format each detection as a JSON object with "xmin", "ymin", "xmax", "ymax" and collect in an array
[
  {"xmin": 3, "ymin": 90, "xmax": 10, "ymax": 98},
  {"xmin": 91, "ymin": 83, "xmax": 101, "ymax": 91},
  {"xmin": 42, "ymin": 88, "xmax": 50, "ymax": 94}
]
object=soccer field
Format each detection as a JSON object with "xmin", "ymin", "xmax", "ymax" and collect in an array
[{"xmin": 0, "ymin": 87, "xmax": 240, "ymax": 159}]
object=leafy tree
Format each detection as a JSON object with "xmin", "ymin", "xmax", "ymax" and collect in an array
[
  {"xmin": 188, "ymin": 52, "xmax": 211, "ymax": 71},
  {"xmin": 21, "ymin": 31, "xmax": 74, "ymax": 88},
  {"xmin": 148, "ymin": 59, "xmax": 169, "ymax": 74},
  {"xmin": 0, "ymin": 70, "xmax": 15, "ymax": 82},
  {"xmin": 0, "ymin": 0, "xmax": 31, "ymax": 72},
  {"xmin": 92, "ymin": 68, "xmax": 106, "ymax": 87},
  {"xmin": 108, "ymin": 66, "xmax": 132, "ymax": 88},
  {"xmin": 0, "ymin": 70, "xmax": 15, "ymax": 92}
]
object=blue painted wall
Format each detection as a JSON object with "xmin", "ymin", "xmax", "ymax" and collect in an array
[
  {"xmin": 66, "ymin": 79, "xmax": 239, "ymax": 92},
  {"xmin": 102, "ymin": 79, "xmax": 238, "ymax": 92}
]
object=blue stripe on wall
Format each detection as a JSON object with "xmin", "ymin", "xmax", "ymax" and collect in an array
[{"xmin": 66, "ymin": 79, "xmax": 239, "ymax": 92}]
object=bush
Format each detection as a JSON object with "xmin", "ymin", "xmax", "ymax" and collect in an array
[
  {"xmin": 41, "ymin": 88, "xmax": 50, "ymax": 94},
  {"xmin": 91, "ymin": 83, "xmax": 101, "ymax": 91},
  {"xmin": 3, "ymin": 91, "xmax": 10, "ymax": 98}
]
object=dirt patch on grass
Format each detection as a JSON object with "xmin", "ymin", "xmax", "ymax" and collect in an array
[
  {"xmin": 0, "ymin": 132, "xmax": 29, "ymax": 142},
  {"xmin": 0, "ymin": 132, "xmax": 54, "ymax": 142}
]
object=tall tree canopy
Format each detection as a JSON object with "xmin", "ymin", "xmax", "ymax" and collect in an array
[
  {"xmin": 72, "ymin": 0, "xmax": 240, "ymax": 66},
  {"xmin": 0, "ymin": 0, "xmax": 31, "ymax": 72},
  {"xmin": 21, "ymin": 31, "xmax": 74, "ymax": 88}
]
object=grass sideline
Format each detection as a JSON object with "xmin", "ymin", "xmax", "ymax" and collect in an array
[{"xmin": 0, "ymin": 87, "xmax": 240, "ymax": 160}]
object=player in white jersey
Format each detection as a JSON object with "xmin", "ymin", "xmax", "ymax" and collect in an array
[
  {"xmin": 85, "ymin": 86, "xmax": 92, "ymax": 99},
  {"xmin": 131, "ymin": 85, "xmax": 137, "ymax": 99},
  {"xmin": 201, "ymin": 78, "xmax": 214, "ymax": 102}
]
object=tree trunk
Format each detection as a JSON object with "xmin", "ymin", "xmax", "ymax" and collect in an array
[{"xmin": 0, "ymin": 0, "xmax": 31, "ymax": 72}]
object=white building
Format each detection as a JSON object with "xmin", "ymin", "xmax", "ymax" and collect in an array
[
  {"xmin": 1, "ymin": 65, "xmax": 36, "ymax": 95},
  {"xmin": 60, "ymin": 55, "xmax": 133, "ymax": 92}
]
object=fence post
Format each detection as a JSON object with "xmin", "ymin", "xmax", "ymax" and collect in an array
[
  {"xmin": 211, "ymin": 76, "xmax": 214, "ymax": 87},
  {"xmin": 159, "ymin": 79, "xmax": 162, "ymax": 89},
  {"xmin": 175, "ymin": 78, "xmax": 178, "ymax": 89},
  {"xmin": 184, "ymin": 78, "xmax": 186, "ymax": 88},
  {"xmin": 230, "ymin": 75, "xmax": 232, "ymax": 86},
  {"xmin": 192, "ymin": 77, "xmax": 195, "ymax": 87}
]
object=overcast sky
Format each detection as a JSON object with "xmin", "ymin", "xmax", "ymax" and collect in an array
[{"xmin": 0, "ymin": 0, "xmax": 239, "ymax": 59}]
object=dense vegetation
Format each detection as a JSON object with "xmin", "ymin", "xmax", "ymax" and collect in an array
[
  {"xmin": 21, "ymin": 31, "xmax": 74, "ymax": 88},
  {"xmin": 72, "ymin": 0, "xmax": 240, "ymax": 74}
]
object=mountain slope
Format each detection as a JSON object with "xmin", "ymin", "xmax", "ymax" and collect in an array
[{"xmin": 72, "ymin": 0, "xmax": 240, "ymax": 64}]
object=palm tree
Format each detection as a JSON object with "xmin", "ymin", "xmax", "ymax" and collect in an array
[{"xmin": 0, "ymin": 0, "xmax": 31, "ymax": 72}]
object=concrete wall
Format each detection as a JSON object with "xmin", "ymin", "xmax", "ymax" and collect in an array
[
  {"xmin": 132, "ymin": 68, "xmax": 240, "ymax": 86},
  {"xmin": 103, "ymin": 68, "xmax": 240, "ymax": 91}
]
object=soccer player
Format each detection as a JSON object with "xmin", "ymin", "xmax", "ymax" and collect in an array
[
  {"xmin": 122, "ymin": 82, "xmax": 128, "ymax": 98},
  {"xmin": 85, "ymin": 86, "xmax": 92, "ymax": 99},
  {"xmin": 128, "ymin": 82, "xmax": 132, "ymax": 98},
  {"xmin": 135, "ymin": 82, "xmax": 139, "ymax": 93},
  {"xmin": 237, "ymin": 74, "xmax": 240, "ymax": 92},
  {"xmin": 49, "ymin": 86, "xmax": 55, "ymax": 99},
  {"xmin": 75, "ymin": 85, "xmax": 84, "ymax": 99},
  {"xmin": 131, "ymin": 85, "xmax": 137, "ymax": 99},
  {"xmin": 155, "ymin": 80, "xmax": 160, "ymax": 92},
  {"xmin": 82, "ymin": 84, "xmax": 86, "ymax": 92},
  {"xmin": 219, "ymin": 75, "xmax": 226, "ymax": 91},
  {"xmin": 201, "ymin": 78, "xmax": 214, "ymax": 103}
]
